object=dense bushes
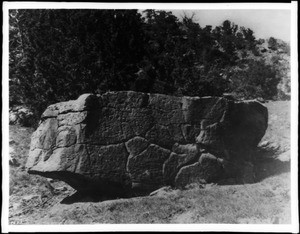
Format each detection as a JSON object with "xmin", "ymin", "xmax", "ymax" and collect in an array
[
  {"xmin": 229, "ymin": 59, "xmax": 280, "ymax": 99},
  {"xmin": 9, "ymin": 9, "xmax": 146, "ymax": 117},
  {"xmin": 9, "ymin": 9, "xmax": 288, "ymax": 124}
]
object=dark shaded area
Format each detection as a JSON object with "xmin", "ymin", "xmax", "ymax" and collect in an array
[
  {"xmin": 59, "ymin": 182, "xmax": 162, "ymax": 204},
  {"xmin": 254, "ymin": 147, "xmax": 290, "ymax": 182},
  {"xmin": 217, "ymin": 146, "xmax": 290, "ymax": 186},
  {"xmin": 60, "ymin": 190, "xmax": 134, "ymax": 204},
  {"xmin": 254, "ymin": 158, "xmax": 290, "ymax": 182},
  {"xmin": 60, "ymin": 188, "xmax": 153, "ymax": 204},
  {"xmin": 28, "ymin": 170, "xmax": 153, "ymax": 204}
]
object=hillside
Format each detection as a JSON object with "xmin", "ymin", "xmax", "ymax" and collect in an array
[
  {"xmin": 230, "ymin": 37, "xmax": 290, "ymax": 101},
  {"xmin": 259, "ymin": 38, "xmax": 291, "ymax": 99},
  {"xmin": 8, "ymin": 100, "xmax": 291, "ymax": 225}
]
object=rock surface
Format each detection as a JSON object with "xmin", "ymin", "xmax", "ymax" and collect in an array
[{"xmin": 26, "ymin": 91, "xmax": 268, "ymax": 195}]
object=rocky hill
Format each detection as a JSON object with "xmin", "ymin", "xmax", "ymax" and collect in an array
[{"xmin": 247, "ymin": 37, "xmax": 290, "ymax": 99}]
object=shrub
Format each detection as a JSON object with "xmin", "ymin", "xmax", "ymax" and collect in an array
[{"xmin": 229, "ymin": 59, "xmax": 280, "ymax": 100}]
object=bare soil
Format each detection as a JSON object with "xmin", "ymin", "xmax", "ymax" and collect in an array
[{"xmin": 8, "ymin": 101, "xmax": 291, "ymax": 224}]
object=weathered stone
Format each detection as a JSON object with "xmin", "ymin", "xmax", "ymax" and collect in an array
[
  {"xmin": 174, "ymin": 162, "xmax": 204, "ymax": 188},
  {"xmin": 81, "ymin": 143, "xmax": 129, "ymax": 182},
  {"xmin": 145, "ymin": 124, "xmax": 174, "ymax": 148},
  {"xmin": 127, "ymin": 144, "xmax": 171, "ymax": 190},
  {"xmin": 29, "ymin": 118, "xmax": 58, "ymax": 150},
  {"xmin": 125, "ymin": 136, "xmax": 149, "ymax": 156},
  {"xmin": 197, "ymin": 122, "xmax": 224, "ymax": 151},
  {"xmin": 162, "ymin": 143, "xmax": 200, "ymax": 185},
  {"xmin": 26, "ymin": 91, "xmax": 268, "ymax": 195},
  {"xmin": 57, "ymin": 111, "xmax": 88, "ymax": 126},
  {"xmin": 56, "ymin": 126, "xmax": 77, "ymax": 148},
  {"xmin": 163, "ymin": 153, "xmax": 184, "ymax": 185},
  {"xmin": 172, "ymin": 143, "xmax": 198, "ymax": 155},
  {"xmin": 198, "ymin": 152, "xmax": 223, "ymax": 180},
  {"xmin": 181, "ymin": 124, "xmax": 201, "ymax": 142},
  {"xmin": 223, "ymin": 100, "xmax": 268, "ymax": 150},
  {"xmin": 174, "ymin": 152, "xmax": 222, "ymax": 188},
  {"xmin": 196, "ymin": 99, "xmax": 268, "ymax": 156}
]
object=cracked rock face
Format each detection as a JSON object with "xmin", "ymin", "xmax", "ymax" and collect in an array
[{"xmin": 26, "ymin": 91, "xmax": 268, "ymax": 194}]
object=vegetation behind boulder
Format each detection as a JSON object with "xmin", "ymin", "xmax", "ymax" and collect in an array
[{"xmin": 9, "ymin": 9, "xmax": 290, "ymax": 126}]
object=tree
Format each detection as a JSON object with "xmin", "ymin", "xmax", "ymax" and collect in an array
[
  {"xmin": 9, "ymin": 9, "xmax": 146, "ymax": 118},
  {"xmin": 213, "ymin": 20, "xmax": 239, "ymax": 65},
  {"xmin": 141, "ymin": 10, "xmax": 182, "ymax": 94},
  {"xmin": 9, "ymin": 10, "xmax": 24, "ymax": 106},
  {"xmin": 268, "ymin": 37, "xmax": 278, "ymax": 50},
  {"xmin": 229, "ymin": 59, "xmax": 280, "ymax": 100}
]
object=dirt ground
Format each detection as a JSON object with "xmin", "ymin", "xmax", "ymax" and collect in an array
[{"xmin": 7, "ymin": 100, "xmax": 292, "ymax": 225}]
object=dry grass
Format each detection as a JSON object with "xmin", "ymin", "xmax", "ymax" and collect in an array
[{"xmin": 28, "ymin": 171, "xmax": 289, "ymax": 224}]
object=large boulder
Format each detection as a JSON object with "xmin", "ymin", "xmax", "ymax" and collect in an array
[{"xmin": 26, "ymin": 91, "xmax": 268, "ymax": 195}]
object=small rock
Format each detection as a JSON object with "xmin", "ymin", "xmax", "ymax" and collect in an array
[
  {"xmin": 258, "ymin": 141, "xmax": 270, "ymax": 148},
  {"xmin": 43, "ymin": 182, "xmax": 56, "ymax": 194},
  {"xmin": 22, "ymin": 195, "xmax": 40, "ymax": 202},
  {"xmin": 55, "ymin": 186, "xmax": 68, "ymax": 192},
  {"xmin": 47, "ymin": 178, "xmax": 56, "ymax": 183}
]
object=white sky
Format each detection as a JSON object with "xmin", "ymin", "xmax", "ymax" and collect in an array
[
  {"xmin": 172, "ymin": 10, "xmax": 291, "ymax": 42},
  {"xmin": 4, "ymin": 2, "xmax": 292, "ymax": 42}
]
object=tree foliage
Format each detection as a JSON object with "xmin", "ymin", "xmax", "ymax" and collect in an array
[
  {"xmin": 9, "ymin": 9, "xmax": 286, "ymax": 123},
  {"xmin": 229, "ymin": 59, "xmax": 279, "ymax": 99}
]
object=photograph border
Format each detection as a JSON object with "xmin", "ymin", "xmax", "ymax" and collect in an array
[{"xmin": 2, "ymin": 2, "xmax": 298, "ymax": 233}]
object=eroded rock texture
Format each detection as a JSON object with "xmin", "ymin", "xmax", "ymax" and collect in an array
[{"xmin": 26, "ymin": 91, "xmax": 268, "ymax": 195}]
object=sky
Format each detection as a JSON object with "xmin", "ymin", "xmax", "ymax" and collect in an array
[{"xmin": 171, "ymin": 10, "xmax": 291, "ymax": 42}]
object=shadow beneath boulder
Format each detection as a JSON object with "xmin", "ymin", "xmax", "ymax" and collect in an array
[
  {"xmin": 254, "ymin": 145, "xmax": 290, "ymax": 182},
  {"xmin": 254, "ymin": 158, "xmax": 290, "ymax": 182},
  {"xmin": 60, "ymin": 189, "xmax": 150, "ymax": 204},
  {"xmin": 61, "ymin": 192, "xmax": 110, "ymax": 204},
  {"xmin": 60, "ymin": 191, "xmax": 133, "ymax": 204},
  {"xmin": 217, "ymin": 147, "xmax": 290, "ymax": 186}
]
